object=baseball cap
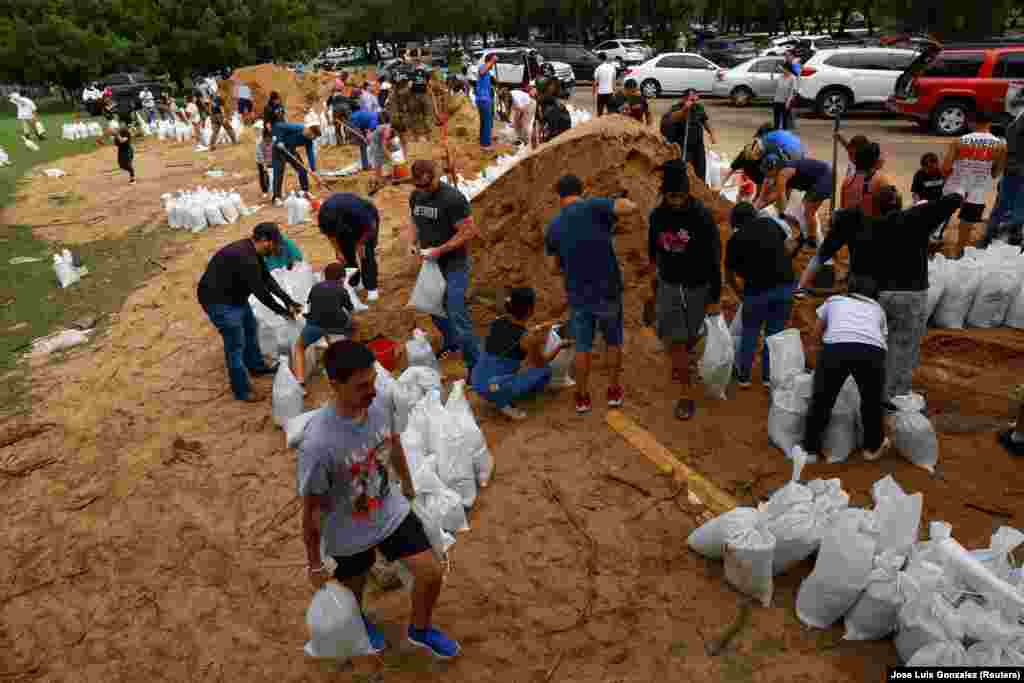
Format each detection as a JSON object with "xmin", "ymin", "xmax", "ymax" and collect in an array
[
  {"xmin": 556, "ymin": 174, "xmax": 584, "ymax": 198},
  {"xmin": 252, "ymin": 222, "xmax": 283, "ymax": 244}
]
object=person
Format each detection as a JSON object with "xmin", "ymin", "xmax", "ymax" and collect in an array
[
  {"xmin": 139, "ymin": 88, "xmax": 156, "ymax": 126},
  {"xmin": 661, "ymin": 89, "xmax": 717, "ymax": 181},
  {"xmin": 408, "ymin": 160, "xmax": 480, "ymax": 372},
  {"xmin": 327, "ymin": 81, "xmax": 351, "ymax": 144},
  {"xmin": 447, "ymin": 45, "xmax": 465, "ymax": 86},
  {"xmin": 264, "ymin": 91, "xmax": 285, "ymax": 128},
  {"xmin": 646, "ymin": 160, "xmax": 721, "ymax": 419},
  {"xmin": 208, "ymin": 91, "xmax": 238, "ymax": 150},
  {"xmin": 387, "ymin": 72, "xmax": 413, "ymax": 141},
  {"xmin": 236, "ymin": 79, "xmax": 254, "ymax": 123},
  {"xmin": 725, "ymin": 202, "xmax": 796, "ymax": 388},
  {"xmin": 545, "ymin": 174, "xmax": 640, "ymax": 414},
  {"xmin": 256, "ymin": 126, "xmax": 273, "ymax": 198},
  {"xmin": 593, "ymin": 52, "xmax": 617, "ymax": 116},
  {"xmin": 836, "ymin": 133, "xmax": 869, "ymax": 180},
  {"xmin": 754, "ymin": 125, "xmax": 803, "ymax": 162},
  {"xmin": 998, "ymin": 385, "xmax": 1024, "ymax": 456},
  {"xmin": 110, "ymin": 123, "xmax": 135, "ymax": 184},
  {"xmin": 508, "ymin": 85, "xmax": 538, "ymax": 147},
  {"xmin": 368, "ymin": 110, "xmax": 399, "ymax": 181},
  {"xmin": 476, "ymin": 53, "xmax": 497, "ymax": 148},
  {"xmin": 756, "ymin": 155, "xmax": 833, "ymax": 248},
  {"xmin": 621, "ymin": 79, "xmax": 651, "ymax": 126},
  {"xmin": 82, "ymin": 83, "xmax": 102, "ymax": 104},
  {"xmin": 794, "ymin": 274, "xmax": 890, "ymax": 463},
  {"xmin": 262, "ymin": 229, "xmax": 304, "ymax": 271},
  {"xmin": 197, "ymin": 223, "xmax": 302, "ymax": 402},
  {"xmin": 912, "ymin": 152, "xmax": 945, "ymax": 204},
  {"xmin": 941, "ymin": 111, "xmax": 1007, "ymax": 257},
  {"xmin": 9, "ymin": 92, "xmax": 42, "ymax": 140},
  {"xmin": 539, "ymin": 93, "xmax": 572, "ymax": 143},
  {"xmin": 359, "ymin": 82, "xmax": 381, "ymax": 115},
  {"xmin": 319, "ymin": 192, "xmax": 381, "ymax": 301},
  {"xmin": 799, "ymin": 189, "xmax": 964, "ymax": 401},
  {"xmin": 408, "ymin": 61, "xmax": 434, "ymax": 142},
  {"xmin": 523, "ymin": 50, "xmax": 542, "ymax": 87},
  {"xmin": 981, "ymin": 108, "xmax": 1024, "ymax": 246},
  {"xmin": 291, "ymin": 264, "xmax": 354, "ymax": 384},
  {"xmin": 841, "ymin": 141, "xmax": 894, "ymax": 216},
  {"xmin": 156, "ymin": 92, "xmax": 173, "ymax": 123},
  {"xmin": 270, "ymin": 108, "xmax": 318, "ymax": 205},
  {"xmin": 378, "ymin": 76, "xmax": 392, "ymax": 109},
  {"xmin": 722, "ymin": 142, "xmax": 767, "ymax": 202},
  {"xmin": 350, "ymin": 103, "xmax": 380, "ymax": 171},
  {"xmin": 299, "ymin": 340, "xmax": 460, "ymax": 660},
  {"xmin": 773, "ymin": 62, "xmax": 798, "ymax": 130},
  {"xmin": 470, "ymin": 288, "xmax": 574, "ymax": 420}
]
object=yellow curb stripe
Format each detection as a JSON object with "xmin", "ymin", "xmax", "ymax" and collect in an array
[{"xmin": 605, "ymin": 409, "xmax": 737, "ymax": 515}]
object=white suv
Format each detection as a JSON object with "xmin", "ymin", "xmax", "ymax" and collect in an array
[
  {"xmin": 592, "ymin": 39, "xmax": 654, "ymax": 65},
  {"xmin": 797, "ymin": 48, "xmax": 918, "ymax": 117}
]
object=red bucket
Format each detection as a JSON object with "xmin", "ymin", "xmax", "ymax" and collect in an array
[{"xmin": 368, "ymin": 336, "xmax": 401, "ymax": 372}]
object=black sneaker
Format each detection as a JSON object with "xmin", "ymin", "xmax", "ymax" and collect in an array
[
  {"xmin": 804, "ymin": 237, "xmax": 818, "ymax": 249},
  {"xmin": 998, "ymin": 429, "xmax": 1024, "ymax": 457},
  {"xmin": 674, "ymin": 398, "xmax": 696, "ymax": 420},
  {"xmin": 250, "ymin": 362, "xmax": 280, "ymax": 377}
]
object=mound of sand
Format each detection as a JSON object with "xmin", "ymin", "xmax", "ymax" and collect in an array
[{"xmin": 230, "ymin": 64, "xmax": 340, "ymax": 119}]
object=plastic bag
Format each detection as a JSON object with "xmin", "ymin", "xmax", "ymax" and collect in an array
[
  {"xmin": 272, "ymin": 357, "xmax": 305, "ymax": 428},
  {"xmin": 687, "ymin": 507, "xmax": 760, "ymax": 560},
  {"xmin": 766, "ymin": 329, "xmax": 805, "ymax": 389},
  {"xmin": 729, "ymin": 304, "xmax": 743, "ymax": 356},
  {"xmin": 823, "ymin": 376, "xmax": 861, "ymax": 464},
  {"xmin": 405, "ymin": 329, "xmax": 439, "ymax": 371},
  {"xmin": 956, "ymin": 599, "xmax": 1024, "ymax": 644},
  {"xmin": 887, "ymin": 410, "xmax": 939, "ymax": 473},
  {"xmin": 843, "ymin": 550, "xmax": 906, "ymax": 640},
  {"xmin": 925, "ymin": 255, "xmax": 949, "ymax": 322},
  {"xmin": 930, "ymin": 536, "xmax": 1024, "ymax": 616},
  {"xmin": 933, "ymin": 259, "xmax": 983, "ymax": 329},
  {"xmin": 408, "ymin": 260, "xmax": 447, "ymax": 317},
  {"xmin": 907, "ymin": 641, "xmax": 967, "ymax": 667},
  {"xmin": 972, "ymin": 527, "xmax": 1024, "ymax": 583},
  {"xmin": 768, "ymin": 372, "xmax": 813, "ymax": 456},
  {"xmin": 304, "ymin": 582, "xmax": 373, "ymax": 660},
  {"xmin": 875, "ymin": 489, "xmax": 923, "ymax": 555},
  {"xmin": 724, "ymin": 524, "xmax": 776, "ymax": 607},
  {"xmin": 967, "ymin": 258, "xmax": 1020, "ymax": 327},
  {"xmin": 699, "ymin": 314, "xmax": 734, "ymax": 400},
  {"xmin": 759, "ymin": 453, "xmax": 819, "ymax": 575},
  {"xmin": 446, "ymin": 380, "xmax": 494, "ymax": 487},
  {"xmin": 543, "ymin": 325, "xmax": 576, "ymax": 389},
  {"xmin": 53, "ymin": 252, "xmax": 78, "ymax": 288},
  {"xmin": 417, "ymin": 390, "xmax": 477, "ymax": 509},
  {"xmin": 285, "ymin": 406, "xmax": 326, "ymax": 449},
  {"xmin": 795, "ymin": 512, "xmax": 878, "ymax": 628},
  {"xmin": 966, "ymin": 638, "xmax": 1024, "ymax": 667}
]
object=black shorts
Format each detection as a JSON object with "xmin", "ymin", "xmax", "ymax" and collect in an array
[
  {"xmin": 331, "ymin": 510, "xmax": 432, "ymax": 580},
  {"xmin": 804, "ymin": 176, "xmax": 834, "ymax": 203},
  {"xmin": 959, "ymin": 202, "xmax": 985, "ymax": 223},
  {"xmin": 237, "ymin": 98, "xmax": 253, "ymax": 114},
  {"xmin": 596, "ymin": 93, "xmax": 612, "ymax": 115}
]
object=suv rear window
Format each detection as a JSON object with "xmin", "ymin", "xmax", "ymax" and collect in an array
[
  {"xmin": 993, "ymin": 52, "xmax": 1024, "ymax": 78},
  {"xmin": 923, "ymin": 52, "xmax": 985, "ymax": 78},
  {"xmin": 823, "ymin": 53, "xmax": 853, "ymax": 68}
]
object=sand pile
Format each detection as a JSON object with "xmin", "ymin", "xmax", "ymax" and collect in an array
[{"xmin": 230, "ymin": 64, "xmax": 337, "ymax": 119}]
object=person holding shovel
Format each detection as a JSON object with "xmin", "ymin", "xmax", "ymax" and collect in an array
[
  {"xmin": 270, "ymin": 108, "xmax": 319, "ymax": 206},
  {"xmin": 208, "ymin": 91, "xmax": 238, "ymax": 151},
  {"xmin": 661, "ymin": 89, "xmax": 717, "ymax": 182},
  {"xmin": 318, "ymin": 192, "xmax": 381, "ymax": 302},
  {"xmin": 350, "ymin": 103, "xmax": 380, "ymax": 171}
]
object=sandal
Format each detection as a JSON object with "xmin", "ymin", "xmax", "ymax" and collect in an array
[
  {"xmin": 437, "ymin": 345, "xmax": 460, "ymax": 361},
  {"xmin": 674, "ymin": 398, "xmax": 696, "ymax": 421}
]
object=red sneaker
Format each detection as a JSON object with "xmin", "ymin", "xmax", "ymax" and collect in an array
[
  {"xmin": 575, "ymin": 393, "xmax": 593, "ymax": 414},
  {"xmin": 607, "ymin": 384, "xmax": 624, "ymax": 407}
]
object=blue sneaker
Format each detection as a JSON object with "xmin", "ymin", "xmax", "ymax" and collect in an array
[
  {"xmin": 362, "ymin": 615, "xmax": 387, "ymax": 654},
  {"xmin": 407, "ymin": 625, "xmax": 461, "ymax": 659}
]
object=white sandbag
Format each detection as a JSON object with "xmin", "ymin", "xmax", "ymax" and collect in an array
[
  {"xmin": 967, "ymin": 259, "xmax": 1020, "ymax": 327},
  {"xmin": 930, "ymin": 537, "xmax": 1024, "ymax": 618},
  {"xmin": 972, "ymin": 527, "xmax": 1024, "ymax": 583},
  {"xmin": 343, "ymin": 268, "xmax": 368, "ymax": 312},
  {"xmin": 966, "ymin": 638, "xmax": 1024, "ymax": 667},
  {"xmin": 405, "ymin": 329, "xmax": 439, "ymax": 372},
  {"xmin": 417, "ymin": 390, "xmax": 477, "ymax": 509},
  {"xmin": 887, "ymin": 410, "xmax": 939, "ymax": 473},
  {"xmin": 544, "ymin": 324, "xmax": 576, "ymax": 389},
  {"xmin": 204, "ymin": 202, "xmax": 227, "ymax": 226},
  {"xmin": 956, "ymin": 599, "xmax": 1024, "ymax": 644},
  {"xmin": 446, "ymin": 380, "xmax": 494, "ymax": 488},
  {"xmin": 889, "ymin": 393, "xmax": 926, "ymax": 413},
  {"xmin": 687, "ymin": 507, "xmax": 760, "ymax": 560},
  {"xmin": 925, "ymin": 255, "xmax": 949, "ymax": 322},
  {"xmin": 699, "ymin": 314, "xmax": 734, "ymax": 400},
  {"xmin": 871, "ymin": 474, "xmax": 906, "ymax": 505},
  {"xmin": 413, "ymin": 461, "xmax": 469, "ymax": 536},
  {"xmin": 823, "ymin": 376, "xmax": 862, "ymax": 464},
  {"xmin": 408, "ymin": 259, "xmax": 447, "ymax": 317},
  {"xmin": 286, "ymin": 406, "xmax": 327, "ymax": 449},
  {"xmin": 272, "ymin": 357, "xmax": 305, "ymax": 428},
  {"xmin": 219, "ymin": 195, "xmax": 239, "ymax": 223},
  {"xmin": 729, "ymin": 304, "xmax": 743, "ymax": 355},
  {"xmin": 768, "ymin": 372, "xmax": 813, "ymax": 456},
  {"xmin": 875, "ymin": 489, "xmax": 923, "ymax": 555},
  {"xmin": 896, "ymin": 589, "xmax": 963, "ymax": 663},
  {"xmin": 843, "ymin": 550, "xmax": 906, "ymax": 640},
  {"xmin": 795, "ymin": 512, "xmax": 877, "ymax": 628},
  {"xmin": 723, "ymin": 524, "xmax": 776, "ymax": 607},
  {"xmin": 933, "ymin": 258, "xmax": 983, "ymax": 329},
  {"xmin": 53, "ymin": 252, "xmax": 78, "ymax": 288},
  {"xmin": 304, "ymin": 582, "xmax": 373, "ymax": 660},
  {"xmin": 410, "ymin": 497, "xmax": 457, "ymax": 560},
  {"xmin": 766, "ymin": 329, "xmax": 805, "ymax": 389},
  {"xmin": 907, "ymin": 641, "xmax": 967, "ymax": 667},
  {"xmin": 759, "ymin": 453, "xmax": 819, "ymax": 575}
]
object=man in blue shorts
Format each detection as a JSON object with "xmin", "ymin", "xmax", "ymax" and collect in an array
[{"xmin": 545, "ymin": 174, "xmax": 639, "ymax": 414}]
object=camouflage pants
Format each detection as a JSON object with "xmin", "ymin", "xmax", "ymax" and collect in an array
[{"xmin": 409, "ymin": 92, "xmax": 432, "ymax": 136}]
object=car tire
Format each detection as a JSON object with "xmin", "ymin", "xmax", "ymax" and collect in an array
[
  {"xmin": 641, "ymin": 79, "xmax": 661, "ymax": 99},
  {"xmin": 932, "ymin": 100, "xmax": 971, "ymax": 136},
  {"xmin": 816, "ymin": 88, "xmax": 851, "ymax": 118},
  {"xmin": 730, "ymin": 86, "xmax": 754, "ymax": 107}
]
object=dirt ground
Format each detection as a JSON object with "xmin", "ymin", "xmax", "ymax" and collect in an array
[{"xmin": 1, "ymin": 103, "xmax": 1023, "ymax": 683}]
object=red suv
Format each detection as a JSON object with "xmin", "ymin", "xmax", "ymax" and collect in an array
[{"xmin": 889, "ymin": 42, "xmax": 1024, "ymax": 135}]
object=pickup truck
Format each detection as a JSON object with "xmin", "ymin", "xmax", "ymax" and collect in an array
[{"xmin": 84, "ymin": 72, "xmax": 164, "ymax": 117}]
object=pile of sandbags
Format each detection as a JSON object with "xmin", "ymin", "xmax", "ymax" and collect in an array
[
  {"xmin": 448, "ymin": 146, "xmax": 531, "ymax": 201},
  {"xmin": 931, "ymin": 245, "xmax": 1024, "ymax": 329},
  {"xmin": 61, "ymin": 121, "xmax": 103, "ymax": 140},
  {"xmin": 250, "ymin": 263, "xmax": 319, "ymax": 359},
  {"xmin": 164, "ymin": 187, "xmax": 247, "ymax": 232}
]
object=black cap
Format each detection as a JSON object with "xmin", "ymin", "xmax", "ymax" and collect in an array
[
  {"xmin": 253, "ymin": 222, "xmax": 282, "ymax": 244},
  {"xmin": 556, "ymin": 174, "xmax": 583, "ymax": 198},
  {"xmin": 306, "ymin": 281, "xmax": 354, "ymax": 335},
  {"xmin": 659, "ymin": 159, "xmax": 689, "ymax": 194}
]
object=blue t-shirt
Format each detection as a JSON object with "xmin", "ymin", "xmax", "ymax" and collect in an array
[
  {"xmin": 761, "ymin": 130, "xmax": 804, "ymax": 161},
  {"xmin": 476, "ymin": 66, "xmax": 494, "ymax": 103},
  {"xmin": 544, "ymin": 198, "xmax": 622, "ymax": 308},
  {"xmin": 350, "ymin": 110, "xmax": 379, "ymax": 132}
]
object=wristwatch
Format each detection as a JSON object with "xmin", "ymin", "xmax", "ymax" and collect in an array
[{"xmin": 307, "ymin": 564, "xmax": 328, "ymax": 576}]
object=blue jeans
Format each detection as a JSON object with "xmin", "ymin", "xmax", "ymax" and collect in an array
[
  {"xmin": 358, "ymin": 136, "xmax": 369, "ymax": 170},
  {"xmin": 737, "ymin": 284, "xmax": 795, "ymax": 381},
  {"xmin": 431, "ymin": 266, "xmax": 480, "ymax": 372},
  {"xmin": 204, "ymin": 303, "xmax": 273, "ymax": 400},
  {"xmin": 571, "ymin": 300, "xmax": 625, "ymax": 353},
  {"xmin": 982, "ymin": 174, "xmax": 1024, "ymax": 245},
  {"xmin": 471, "ymin": 353, "xmax": 552, "ymax": 408},
  {"xmin": 477, "ymin": 99, "xmax": 493, "ymax": 147}
]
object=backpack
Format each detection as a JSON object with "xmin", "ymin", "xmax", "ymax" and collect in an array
[{"xmin": 542, "ymin": 99, "xmax": 571, "ymax": 139}]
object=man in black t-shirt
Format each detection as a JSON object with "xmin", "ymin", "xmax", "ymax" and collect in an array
[
  {"xmin": 408, "ymin": 63, "xmax": 433, "ymax": 141},
  {"xmin": 724, "ymin": 203, "xmax": 796, "ymax": 388},
  {"xmin": 408, "ymin": 159, "xmax": 480, "ymax": 373},
  {"xmin": 209, "ymin": 93, "xmax": 237, "ymax": 150},
  {"xmin": 660, "ymin": 89, "xmax": 718, "ymax": 182}
]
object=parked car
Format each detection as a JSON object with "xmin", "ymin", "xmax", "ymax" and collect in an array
[
  {"xmin": 89, "ymin": 72, "xmax": 164, "ymax": 117},
  {"xmin": 796, "ymin": 47, "xmax": 918, "ymax": 117},
  {"xmin": 532, "ymin": 42, "xmax": 602, "ymax": 82},
  {"xmin": 467, "ymin": 48, "xmax": 575, "ymax": 96},
  {"xmin": 591, "ymin": 38, "xmax": 652, "ymax": 65},
  {"xmin": 698, "ymin": 38, "xmax": 760, "ymax": 69},
  {"xmin": 625, "ymin": 52, "xmax": 721, "ymax": 98},
  {"xmin": 712, "ymin": 56, "xmax": 787, "ymax": 105},
  {"xmin": 761, "ymin": 35, "xmax": 826, "ymax": 56},
  {"xmin": 889, "ymin": 41, "xmax": 1024, "ymax": 135}
]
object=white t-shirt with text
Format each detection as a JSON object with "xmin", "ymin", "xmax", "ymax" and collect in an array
[{"xmin": 594, "ymin": 62, "xmax": 617, "ymax": 95}]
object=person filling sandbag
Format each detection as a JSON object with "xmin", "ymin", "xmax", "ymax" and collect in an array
[
  {"xmin": 470, "ymin": 287, "xmax": 574, "ymax": 421},
  {"xmin": 299, "ymin": 340, "xmax": 461, "ymax": 660},
  {"xmin": 319, "ymin": 192, "xmax": 382, "ymax": 302},
  {"xmin": 793, "ymin": 274, "xmax": 890, "ymax": 463},
  {"xmin": 197, "ymin": 223, "xmax": 302, "ymax": 402},
  {"xmin": 291, "ymin": 264, "xmax": 355, "ymax": 386}
]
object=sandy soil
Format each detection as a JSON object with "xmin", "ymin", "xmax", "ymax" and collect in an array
[{"xmin": 1, "ymin": 108, "xmax": 1023, "ymax": 683}]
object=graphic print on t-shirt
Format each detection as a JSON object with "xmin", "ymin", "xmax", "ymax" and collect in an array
[
  {"xmin": 657, "ymin": 227, "xmax": 691, "ymax": 253},
  {"xmin": 944, "ymin": 132, "xmax": 1005, "ymax": 204},
  {"xmin": 336, "ymin": 429, "xmax": 395, "ymax": 520},
  {"xmin": 413, "ymin": 204, "xmax": 440, "ymax": 220}
]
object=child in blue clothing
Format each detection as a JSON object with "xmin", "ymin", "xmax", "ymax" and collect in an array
[{"xmin": 270, "ymin": 110, "xmax": 318, "ymax": 205}]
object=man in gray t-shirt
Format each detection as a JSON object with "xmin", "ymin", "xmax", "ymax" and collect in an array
[{"xmin": 299, "ymin": 340, "xmax": 460, "ymax": 659}]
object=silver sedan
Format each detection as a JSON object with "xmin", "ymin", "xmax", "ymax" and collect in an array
[{"xmin": 711, "ymin": 56, "xmax": 787, "ymax": 106}]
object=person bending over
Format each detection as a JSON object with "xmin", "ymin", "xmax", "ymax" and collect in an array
[
  {"xmin": 756, "ymin": 154, "xmax": 832, "ymax": 249},
  {"xmin": 291, "ymin": 264, "xmax": 354, "ymax": 385}
]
